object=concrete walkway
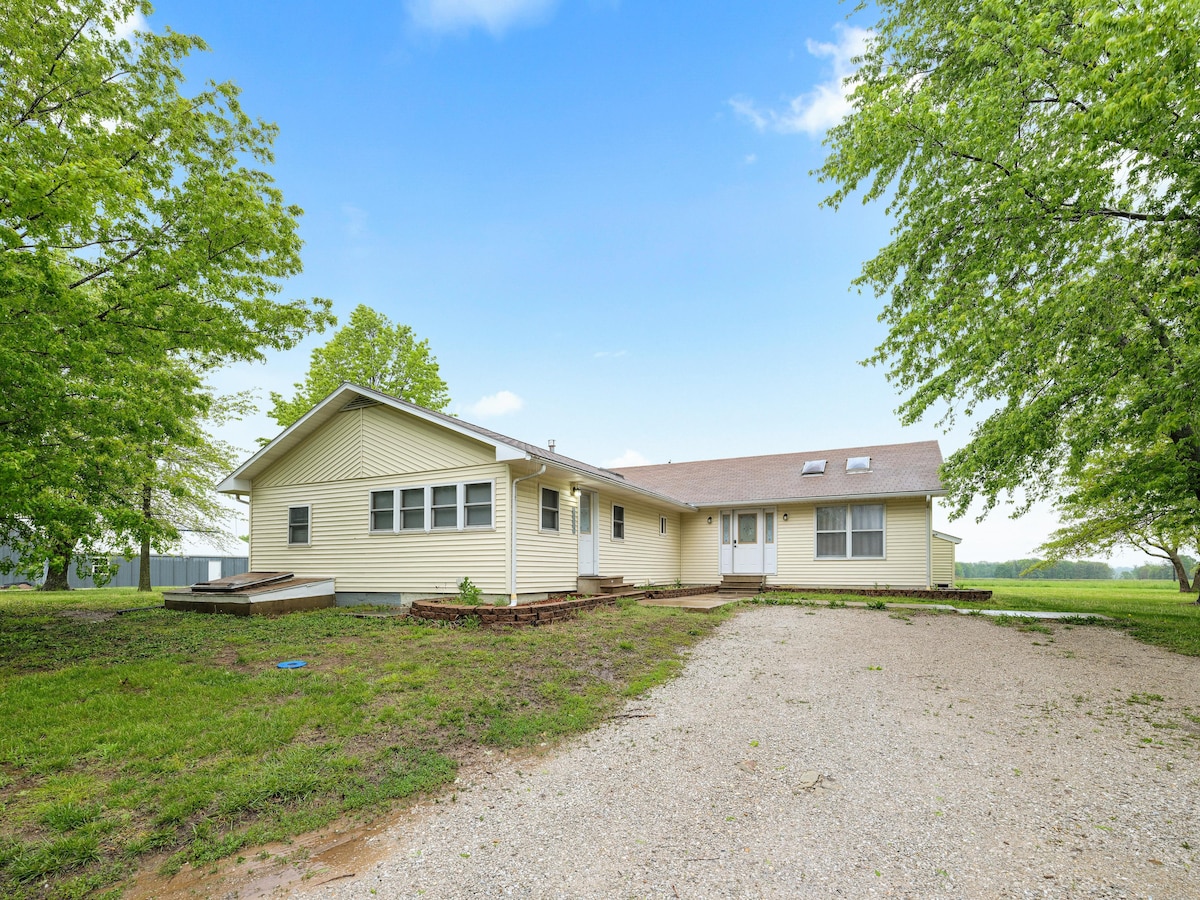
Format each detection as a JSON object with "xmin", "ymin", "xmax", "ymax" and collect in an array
[{"xmin": 637, "ymin": 594, "xmax": 1109, "ymax": 619}]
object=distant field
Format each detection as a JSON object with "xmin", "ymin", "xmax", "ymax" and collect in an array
[{"xmin": 956, "ymin": 578, "xmax": 1200, "ymax": 656}]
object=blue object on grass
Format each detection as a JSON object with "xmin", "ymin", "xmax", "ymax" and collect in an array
[{"xmin": 277, "ymin": 659, "xmax": 307, "ymax": 669}]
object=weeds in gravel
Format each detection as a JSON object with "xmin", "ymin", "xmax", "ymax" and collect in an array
[{"xmin": 0, "ymin": 589, "xmax": 727, "ymax": 898}]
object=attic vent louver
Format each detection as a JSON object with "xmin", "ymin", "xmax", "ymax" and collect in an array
[
  {"xmin": 801, "ymin": 459, "xmax": 827, "ymax": 476},
  {"xmin": 846, "ymin": 456, "xmax": 871, "ymax": 472},
  {"xmin": 341, "ymin": 397, "xmax": 380, "ymax": 412}
]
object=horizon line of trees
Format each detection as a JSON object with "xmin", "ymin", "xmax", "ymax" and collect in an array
[{"xmin": 957, "ymin": 558, "xmax": 1199, "ymax": 581}]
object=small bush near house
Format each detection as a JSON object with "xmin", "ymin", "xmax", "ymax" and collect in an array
[{"xmin": 457, "ymin": 577, "xmax": 482, "ymax": 605}]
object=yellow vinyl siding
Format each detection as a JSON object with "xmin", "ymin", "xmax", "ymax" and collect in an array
[
  {"xmin": 513, "ymin": 475, "xmax": 578, "ymax": 594},
  {"xmin": 251, "ymin": 464, "xmax": 509, "ymax": 594},
  {"xmin": 680, "ymin": 512, "xmax": 720, "ymax": 585},
  {"xmin": 773, "ymin": 497, "xmax": 930, "ymax": 588},
  {"xmin": 598, "ymin": 499, "xmax": 681, "ymax": 586},
  {"xmin": 360, "ymin": 404, "xmax": 493, "ymax": 477},
  {"xmin": 258, "ymin": 409, "xmax": 364, "ymax": 487},
  {"xmin": 932, "ymin": 536, "xmax": 956, "ymax": 586},
  {"xmin": 258, "ymin": 406, "xmax": 495, "ymax": 488}
]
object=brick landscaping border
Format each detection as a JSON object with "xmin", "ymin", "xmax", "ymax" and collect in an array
[{"xmin": 409, "ymin": 594, "xmax": 619, "ymax": 626}]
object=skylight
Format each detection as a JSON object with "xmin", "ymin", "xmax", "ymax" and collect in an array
[
  {"xmin": 846, "ymin": 456, "xmax": 871, "ymax": 472},
  {"xmin": 801, "ymin": 459, "xmax": 827, "ymax": 476}
]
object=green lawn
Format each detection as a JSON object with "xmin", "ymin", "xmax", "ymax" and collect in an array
[
  {"xmin": 0, "ymin": 589, "xmax": 729, "ymax": 899},
  {"xmin": 954, "ymin": 578, "xmax": 1200, "ymax": 656}
]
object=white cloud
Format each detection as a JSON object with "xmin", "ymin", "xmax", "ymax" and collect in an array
[
  {"xmin": 731, "ymin": 25, "xmax": 872, "ymax": 138},
  {"xmin": 111, "ymin": 8, "xmax": 148, "ymax": 41},
  {"xmin": 744, "ymin": 153, "xmax": 758, "ymax": 165},
  {"xmin": 466, "ymin": 390, "xmax": 525, "ymax": 417},
  {"xmin": 406, "ymin": 0, "xmax": 558, "ymax": 36},
  {"xmin": 605, "ymin": 449, "xmax": 650, "ymax": 468},
  {"xmin": 593, "ymin": 349, "xmax": 628, "ymax": 359}
]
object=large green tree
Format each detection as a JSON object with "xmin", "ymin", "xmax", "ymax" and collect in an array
[
  {"xmin": 819, "ymin": 1, "xmax": 1200, "ymax": 528},
  {"xmin": 1036, "ymin": 445, "xmax": 1200, "ymax": 593},
  {"xmin": 268, "ymin": 304, "xmax": 450, "ymax": 427},
  {"xmin": 0, "ymin": 1, "xmax": 333, "ymax": 584}
]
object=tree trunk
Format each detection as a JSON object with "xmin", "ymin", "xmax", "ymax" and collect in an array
[
  {"xmin": 1168, "ymin": 551, "xmax": 1193, "ymax": 592},
  {"xmin": 40, "ymin": 543, "xmax": 74, "ymax": 591},
  {"xmin": 138, "ymin": 483, "xmax": 152, "ymax": 592}
]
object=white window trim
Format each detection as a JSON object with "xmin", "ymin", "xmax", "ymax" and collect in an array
[
  {"xmin": 430, "ymin": 483, "xmax": 459, "ymax": 531},
  {"xmin": 463, "ymin": 480, "xmax": 495, "ymax": 530},
  {"xmin": 611, "ymin": 504, "xmax": 625, "ymax": 541},
  {"xmin": 288, "ymin": 504, "xmax": 312, "ymax": 547},
  {"xmin": 368, "ymin": 489, "xmax": 396, "ymax": 534},
  {"xmin": 814, "ymin": 503, "xmax": 886, "ymax": 560},
  {"xmin": 372, "ymin": 480, "xmax": 497, "ymax": 534},
  {"xmin": 540, "ymin": 485, "xmax": 561, "ymax": 533}
]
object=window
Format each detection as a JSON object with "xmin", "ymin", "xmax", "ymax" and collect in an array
[
  {"xmin": 816, "ymin": 504, "xmax": 884, "ymax": 558},
  {"xmin": 815, "ymin": 506, "xmax": 847, "ymax": 557},
  {"xmin": 765, "ymin": 511, "xmax": 775, "ymax": 544},
  {"xmin": 660, "ymin": 516, "xmax": 667, "ymax": 535},
  {"xmin": 612, "ymin": 505, "xmax": 625, "ymax": 540},
  {"xmin": 431, "ymin": 484, "xmax": 458, "ymax": 528},
  {"xmin": 400, "ymin": 488, "xmax": 425, "ymax": 531},
  {"xmin": 369, "ymin": 490, "xmax": 394, "ymax": 532},
  {"xmin": 579, "ymin": 492, "xmax": 592, "ymax": 534},
  {"xmin": 851, "ymin": 504, "xmax": 884, "ymax": 557},
  {"xmin": 288, "ymin": 506, "xmax": 310, "ymax": 545},
  {"xmin": 464, "ymin": 482, "xmax": 492, "ymax": 527},
  {"xmin": 846, "ymin": 456, "xmax": 871, "ymax": 472},
  {"xmin": 541, "ymin": 487, "xmax": 559, "ymax": 531},
  {"xmin": 801, "ymin": 459, "xmax": 827, "ymax": 476},
  {"xmin": 721, "ymin": 513, "xmax": 731, "ymax": 545}
]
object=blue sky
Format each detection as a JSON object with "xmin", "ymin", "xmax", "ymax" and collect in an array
[{"xmin": 143, "ymin": 0, "xmax": 1138, "ymax": 565}]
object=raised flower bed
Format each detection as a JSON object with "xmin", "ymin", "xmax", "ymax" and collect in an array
[{"xmin": 409, "ymin": 593, "xmax": 618, "ymax": 626}]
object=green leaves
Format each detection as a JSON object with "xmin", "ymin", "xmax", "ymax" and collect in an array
[
  {"xmin": 268, "ymin": 305, "xmax": 451, "ymax": 428},
  {"xmin": 0, "ymin": 2, "xmax": 332, "ymax": 579},
  {"xmin": 820, "ymin": 0, "xmax": 1200, "ymax": 524}
]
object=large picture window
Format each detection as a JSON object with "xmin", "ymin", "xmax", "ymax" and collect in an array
[
  {"xmin": 541, "ymin": 487, "xmax": 560, "ymax": 531},
  {"xmin": 288, "ymin": 505, "xmax": 311, "ymax": 546},
  {"xmin": 815, "ymin": 504, "xmax": 884, "ymax": 559}
]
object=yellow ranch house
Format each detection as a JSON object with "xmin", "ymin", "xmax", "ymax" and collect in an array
[{"xmin": 217, "ymin": 384, "xmax": 961, "ymax": 605}]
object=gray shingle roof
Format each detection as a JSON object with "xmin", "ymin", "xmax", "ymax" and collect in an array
[{"xmin": 612, "ymin": 441, "xmax": 944, "ymax": 506}]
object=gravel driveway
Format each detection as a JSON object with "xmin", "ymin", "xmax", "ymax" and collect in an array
[{"xmin": 305, "ymin": 606, "xmax": 1200, "ymax": 899}]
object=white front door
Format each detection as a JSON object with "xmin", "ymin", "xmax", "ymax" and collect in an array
[
  {"xmin": 732, "ymin": 508, "xmax": 765, "ymax": 574},
  {"xmin": 578, "ymin": 491, "xmax": 598, "ymax": 576}
]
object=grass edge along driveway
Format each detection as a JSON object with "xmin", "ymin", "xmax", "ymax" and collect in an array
[{"xmin": 0, "ymin": 590, "xmax": 731, "ymax": 900}]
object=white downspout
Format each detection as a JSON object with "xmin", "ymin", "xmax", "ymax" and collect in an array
[
  {"xmin": 926, "ymin": 495, "xmax": 933, "ymax": 589},
  {"xmin": 510, "ymin": 465, "xmax": 546, "ymax": 606}
]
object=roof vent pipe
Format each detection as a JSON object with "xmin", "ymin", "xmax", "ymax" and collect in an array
[{"xmin": 548, "ymin": 440, "xmax": 556, "ymax": 453}]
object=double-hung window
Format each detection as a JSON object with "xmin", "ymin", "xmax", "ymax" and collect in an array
[
  {"xmin": 431, "ymin": 485, "xmax": 458, "ymax": 529},
  {"xmin": 464, "ymin": 482, "xmax": 492, "ymax": 526},
  {"xmin": 612, "ymin": 505, "xmax": 625, "ymax": 540},
  {"xmin": 815, "ymin": 504, "xmax": 884, "ymax": 558},
  {"xmin": 400, "ymin": 488, "xmax": 425, "ymax": 531},
  {"xmin": 541, "ymin": 487, "xmax": 560, "ymax": 531},
  {"xmin": 369, "ymin": 490, "xmax": 394, "ymax": 532},
  {"xmin": 288, "ymin": 505, "xmax": 311, "ymax": 545}
]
